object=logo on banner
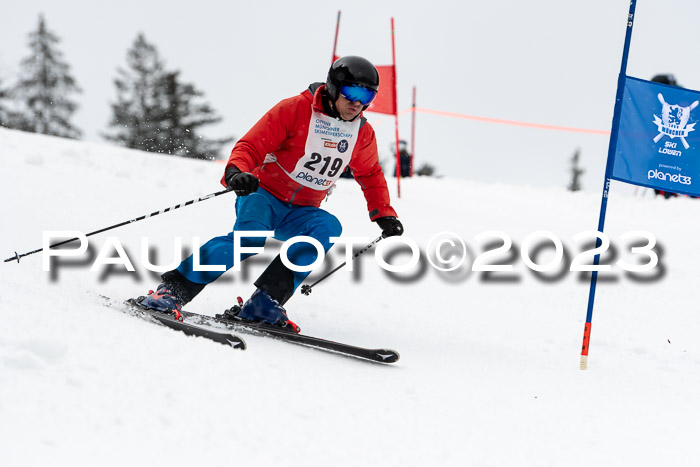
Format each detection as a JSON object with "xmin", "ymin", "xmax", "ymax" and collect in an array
[
  {"xmin": 337, "ymin": 140, "xmax": 349, "ymax": 153},
  {"xmin": 647, "ymin": 168, "xmax": 692, "ymax": 186},
  {"xmin": 653, "ymin": 93, "xmax": 699, "ymax": 149}
]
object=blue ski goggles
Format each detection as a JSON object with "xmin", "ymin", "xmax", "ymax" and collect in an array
[{"xmin": 340, "ymin": 84, "xmax": 377, "ymax": 105}]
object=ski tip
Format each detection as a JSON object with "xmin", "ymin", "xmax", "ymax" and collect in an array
[
  {"xmin": 227, "ymin": 336, "xmax": 247, "ymax": 350},
  {"xmin": 374, "ymin": 349, "xmax": 400, "ymax": 364}
]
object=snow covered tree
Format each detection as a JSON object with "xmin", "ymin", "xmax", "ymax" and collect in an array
[
  {"xmin": 568, "ymin": 148, "xmax": 584, "ymax": 192},
  {"xmin": 104, "ymin": 33, "xmax": 165, "ymax": 151},
  {"xmin": 155, "ymin": 71, "xmax": 232, "ymax": 160},
  {"xmin": 13, "ymin": 14, "xmax": 82, "ymax": 138},
  {"xmin": 415, "ymin": 162, "xmax": 436, "ymax": 176},
  {"xmin": 105, "ymin": 34, "xmax": 232, "ymax": 159},
  {"xmin": 0, "ymin": 77, "xmax": 17, "ymax": 128}
]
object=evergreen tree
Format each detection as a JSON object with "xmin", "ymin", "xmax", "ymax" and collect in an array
[
  {"xmin": 105, "ymin": 34, "xmax": 232, "ymax": 159},
  {"xmin": 415, "ymin": 162, "xmax": 436, "ymax": 176},
  {"xmin": 156, "ymin": 71, "xmax": 232, "ymax": 160},
  {"xmin": 14, "ymin": 14, "xmax": 82, "ymax": 138},
  {"xmin": 104, "ymin": 33, "xmax": 165, "ymax": 151},
  {"xmin": 0, "ymin": 77, "xmax": 16, "ymax": 128},
  {"xmin": 568, "ymin": 148, "xmax": 584, "ymax": 192}
]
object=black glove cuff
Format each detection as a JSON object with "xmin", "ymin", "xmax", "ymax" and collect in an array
[
  {"xmin": 375, "ymin": 216, "xmax": 397, "ymax": 228},
  {"xmin": 225, "ymin": 166, "xmax": 242, "ymax": 186}
]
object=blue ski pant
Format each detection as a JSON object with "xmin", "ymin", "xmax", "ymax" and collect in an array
[{"xmin": 176, "ymin": 188, "xmax": 342, "ymax": 293}]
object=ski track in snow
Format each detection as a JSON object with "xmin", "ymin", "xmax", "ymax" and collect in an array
[{"xmin": 2, "ymin": 127, "xmax": 700, "ymax": 466}]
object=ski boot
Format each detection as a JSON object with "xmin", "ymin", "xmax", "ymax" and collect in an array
[
  {"xmin": 138, "ymin": 283, "xmax": 185, "ymax": 321},
  {"xmin": 222, "ymin": 289, "xmax": 300, "ymax": 333}
]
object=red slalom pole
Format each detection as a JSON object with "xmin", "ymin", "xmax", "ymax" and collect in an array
[
  {"xmin": 331, "ymin": 11, "xmax": 341, "ymax": 63},
  {"xmin": 410, "ymin": 86, "xmax": 416, "ymax": 177},
  {"xmin": 390, "ymin": 17, "xmax": 401, "ymax": 198}
]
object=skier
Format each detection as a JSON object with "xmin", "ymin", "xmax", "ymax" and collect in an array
[{"xmin": 137, "ymin": 56, "xmax": 403, "ymax": 332}]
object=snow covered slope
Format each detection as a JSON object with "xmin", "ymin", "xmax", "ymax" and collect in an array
[{"xmin": 2, "ymin": 127, "xmax": 700, "ymax": 466}]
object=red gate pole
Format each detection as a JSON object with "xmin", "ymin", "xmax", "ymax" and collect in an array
[
  {"xmin": 331, "ymin": 11, "xmax": 341, "ymax": 63},
  {"xmin": 410, "ymin": 86, "xmax": 416, "ymax": 177},
  {"xmin": 390, "ymin": 17, "xmax": 401, "ymax": 197}
]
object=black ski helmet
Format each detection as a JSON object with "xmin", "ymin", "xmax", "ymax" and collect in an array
[{"xmin": 326, "ymin": 56, "xmax": 380, "ymax": 104}]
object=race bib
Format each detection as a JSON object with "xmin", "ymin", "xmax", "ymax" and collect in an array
[{"xmin": 287, "ymin": 110, "xmax": 361, "ymax": 190}]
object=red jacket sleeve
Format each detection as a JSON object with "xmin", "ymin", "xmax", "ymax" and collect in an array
[
  {"xmin": 220, "ymin": 97, "xmax": 299, "ymax": 186},
  {"xmin": 349, "ymin": 123, "xmax": 398, "ymax": 220}
]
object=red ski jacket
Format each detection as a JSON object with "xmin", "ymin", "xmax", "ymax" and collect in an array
[{"xmin": 222, "ymin": 84, "xmax": 397, "ymax": 221}]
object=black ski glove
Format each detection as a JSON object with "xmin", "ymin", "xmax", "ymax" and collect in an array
[
  {"xmin": 375, "ymin": 216, "xmax": 404, "ymax": 238},
  {"xmin": 225, "ymin": 166, "xmax": 259, "ymax": 196}
]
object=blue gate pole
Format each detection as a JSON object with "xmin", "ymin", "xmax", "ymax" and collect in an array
[{"xmin": 580, "ymin": 0, "xmax": 638, "ymax": 370}]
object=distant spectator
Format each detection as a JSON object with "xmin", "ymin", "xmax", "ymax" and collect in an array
[
  {"xmin": 651, "ymin": 74, "xmax": 678, "ymax": 86},
  {"xmin": 392, "ymin": 140, "xmax": 411, "ymax": 177},
  {"xmin": 654, "ymin": 189, "xmax": 678, "ymax": 199}
]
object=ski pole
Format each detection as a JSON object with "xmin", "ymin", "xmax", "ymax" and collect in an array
[
  {"xmin": 300, "ymin": 235, "xmax": 383, "ymax": 295},
  {"xmin": 4, "ymin": 188, "xmax": 233, "ymax": 263}
]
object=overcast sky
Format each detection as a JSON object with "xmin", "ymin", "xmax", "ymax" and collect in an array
[{"xmin": 2, "ymin": 0, "xmax": 699, "ymax": 193}]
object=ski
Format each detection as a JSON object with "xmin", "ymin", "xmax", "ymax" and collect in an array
[
  {"xmin": 99, "ymin": 295, "xmax": 398, "ymax": 363},
  {"xmin": 181, "ymin": 310, "xmax": 400, "ymax": 364},
  {"xmin": 101, "ymin": 296, "xmax": 246, "ymax": 350}
]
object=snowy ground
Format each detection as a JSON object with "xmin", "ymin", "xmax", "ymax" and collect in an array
[{"xmin": 2, "ymin": 127, "xmax": 700, "ymax": 466}]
